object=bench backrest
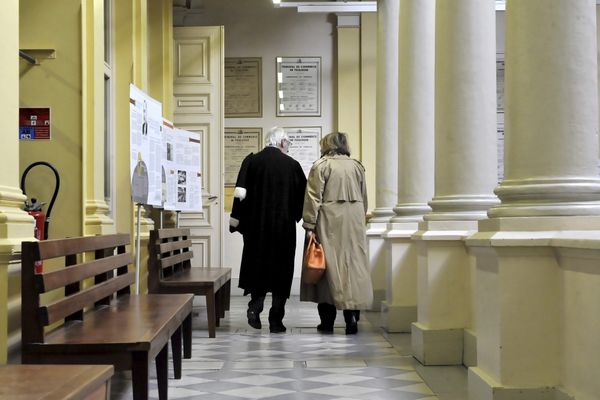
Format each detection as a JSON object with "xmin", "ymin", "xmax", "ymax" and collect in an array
[
  {"xmin": 21, "ymin": 234, "xmax": 133, "ymax": 344},
  {"xmin": 148, "ymin": 228, "xmax": 193, "ymax": 292}
]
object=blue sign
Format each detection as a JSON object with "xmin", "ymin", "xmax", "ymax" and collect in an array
[{"xmin": 19, "ymin": 126, "xmax": 35, "ymax": 140}]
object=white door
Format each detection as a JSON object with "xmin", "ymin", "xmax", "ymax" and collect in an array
[{"xmin": 173, "ymin": 26, "xmax": 224, "ymax": 268}]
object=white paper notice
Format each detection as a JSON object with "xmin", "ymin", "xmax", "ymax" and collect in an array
[
  {"xmin": 171, "ymin": 129, "xmax": 202, "ymax": 212},
  {"xmin": 129, "ymin": 84, "xmax": 163, "ymax": 206},
  {"xmin": 284, "ymin": 127, "xmax": 322, "ymax": 176}
]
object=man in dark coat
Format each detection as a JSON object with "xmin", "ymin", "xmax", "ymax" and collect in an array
[{"xmin": 229, "ymin": 127, "xmax": 307, "ymax": 333}]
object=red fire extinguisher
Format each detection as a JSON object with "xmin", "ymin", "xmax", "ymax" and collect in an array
[
  {"xmin": 24, "ymin": 199, "xmax": 46, "ymax": 273},
  {"xmin": 21, "ymin": 162, "xmax": 60, "ymax": 273}
]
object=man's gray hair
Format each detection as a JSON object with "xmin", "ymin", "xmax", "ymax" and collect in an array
[{"xmin": 265, "ymin": 126, "xmax": 289, "ymax": 147}]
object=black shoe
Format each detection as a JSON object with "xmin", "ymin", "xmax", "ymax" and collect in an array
[
  {"xmin": 269, "ymin": 322, "xmax": 287, "ymax": 333},
  {"xmin": 247, "ymin": 310, "xmax": 261, "ymax": 329},
  {"xmin": 343, "ymin": 310, "xmax": 358, "ymax": 335},
  {"xmin": 317, "ymin": 323, "xmax": 334, "ymax": 333},
  {"xmin": 345, "ymin": 319, "xmax": 357, "ymax": 335}
]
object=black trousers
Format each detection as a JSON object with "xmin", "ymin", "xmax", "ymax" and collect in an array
[{"xmin": 248, "ymin": 292, "xmax": 287, "ymax": 323}]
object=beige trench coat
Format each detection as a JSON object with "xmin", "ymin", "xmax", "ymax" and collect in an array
[{"xmin": 300, "ymin": 154, "xmax": 373, "ymax": 310}]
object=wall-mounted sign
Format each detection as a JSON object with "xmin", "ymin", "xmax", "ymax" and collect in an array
[
  {"xmin": 276, "ymin": 57, "xmax": 321, "ymax": 117},
  {"xmin": 19, "ymin": 107, "xmax": 51, "ymax": 140},
  {"xmin": 225, "ymin": 58, "xmax": 262, "ymax": 118},
  {"xmin": 224, "ymin": 127, "xmax": 262, "ymax": 186},
  {"xmin": 284, "ymin": 126, "xmax": 322, "ymax": 176}
]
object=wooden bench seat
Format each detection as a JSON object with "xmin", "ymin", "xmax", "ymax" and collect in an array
[
  {"xmin": 0, "ymin": 364, "xmax": 113, "ymax": 400},
  {"xmin": 21, "ymin": 234, "xmax": 194, "ymax": 400},
  {"xmin": 149, "ymin": 228, "xmax": 231, "ymax": 338}
]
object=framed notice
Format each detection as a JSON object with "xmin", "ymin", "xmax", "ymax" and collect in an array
[
  {"xmin": 19, "ymin": 108, "xmax": 51, "ymax": 140},
  {"xmin": 224, "ymin": 127, "xmax": 262, "ymax": 186},
  {"xmin": 276, "ymin": 57, "xmax": 321, "ymax": 117},
  {"xmin": 225, "ymin": 58, "xmax": 262, "ymax": 118},
  {"xmin": 283, "ymin": 126, "xmax": 322, "ymax": 176}
]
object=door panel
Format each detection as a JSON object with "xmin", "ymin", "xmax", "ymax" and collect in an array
[{"xmin": 173, "ymin": 26, "xmax": 223, "ymax": 268}]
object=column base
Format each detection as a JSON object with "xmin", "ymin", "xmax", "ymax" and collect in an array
[
  {"xmin": 411, "ymin": 322, "xmax": 463, "ymax": 365},
  {"xmin": 380, "ymin": 301, "xmax": 416, "ymax": 332},
  {"xmin": 468, "ymin": 367, "xmax": 569, "ymax": 400},
  {"xmin": 366, "ymin": 224, "xmax": 387, "ymax": 311}
]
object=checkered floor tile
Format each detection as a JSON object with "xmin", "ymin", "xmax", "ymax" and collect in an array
[{"xmin": 110, "ymin": 296, "xmax": 438, "ymax": 400}]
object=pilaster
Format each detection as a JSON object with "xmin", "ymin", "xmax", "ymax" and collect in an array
[
  {"xmin": 82, "ymin": 0, "xmax": 115, "ymax": 236},
  {"xmin": 0, "ymin": 0, "xmax": 35, "ymax": 363}
]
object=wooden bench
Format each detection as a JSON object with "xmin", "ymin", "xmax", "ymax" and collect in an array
[
  {"xmin": 0, "ymin": 364, "xmax": 113, "ymax": 400},
  {"xmin": 148, "ymin": 228, "xmax": 231, "ymax": 338},
  {"xmin": 21, "ymin": 234, "xmax": 194, "ymax": 400}
]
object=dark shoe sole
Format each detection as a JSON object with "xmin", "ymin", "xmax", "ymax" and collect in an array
[
  {"xmin": 317, "ymin": 324, "xmax": 334, "ymax": 333},
  {"xmin": 269, "ymin": 325, "xmax": 287, "ymax": 334}
]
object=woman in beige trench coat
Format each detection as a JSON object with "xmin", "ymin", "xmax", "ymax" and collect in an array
[{"xmin": 300, "ymin": 132, "xmax": 373, "ymax": 334}]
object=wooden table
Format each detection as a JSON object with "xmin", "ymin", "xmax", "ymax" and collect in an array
[{"xmin": 0, "ymin": 364, "xmax": 113, "ymax": 400}]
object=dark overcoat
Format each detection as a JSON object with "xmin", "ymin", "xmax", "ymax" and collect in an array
[{"xmin": 231, "ymin": 146, "xmax": 307, "ymax": 298}]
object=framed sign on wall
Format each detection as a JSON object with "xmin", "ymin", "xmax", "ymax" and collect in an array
[
  {"xmin": 225, "ymin": 57, "xmax": 262, "ymax": 118},
  {"xmin": 283, "ymin": 126, "xmax": 322, "ymax": 176},
  {"xmin": 276, "ymin": 57, "xmax": 321, "ymax": 117},
  {"xmin": 224, "ymin": 127, "xmax": 262, "ymax": 186}
]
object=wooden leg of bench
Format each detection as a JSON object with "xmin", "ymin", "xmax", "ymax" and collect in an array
[
  {"xmin": 218, "ymin": 288, "xmax": 225, "ymax": 318},
  {"xmin": 171, "ymin": 326, "xmax": 182, "ymax": 379},
  {"xmin": 206, "ymin": 288, "xmax": 216, "ymax": 338},
  {"xmin": 224, "ymin": 280, "xmax": 231, "ymax": 311},
  {"xmin": 132, "ymin": 352, "xmax": 149, "ymax": 400},
  {"xmin": 183, "ymin": 312, "xmax": 192, "ymax": 359},
  {"xmin": 215, "ymin": 289, "xmax": 222, "ymax": 327},
  {"xmin": 156, "ymin": 343, "xmax": 169, "ymax": 400}
]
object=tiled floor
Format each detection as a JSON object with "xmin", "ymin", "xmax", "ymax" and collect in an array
[{"xmin": 111, "ymin": 296, "xmax": 467, "ymax": 399}]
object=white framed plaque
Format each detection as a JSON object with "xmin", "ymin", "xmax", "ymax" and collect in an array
[
  {"xmin": 224, "ymin": 127, "xmax": 262, "ymax": 186},
  {"xmin": 284, "ymin": 126, "xmax": 322, "ymax": 176},
  {"xmin": 276, "ymin": 57, "xmax": 321, "ymax": 117},
  {"xmin": 225, "ymin": 58, "xmax": 262, "ymax": 118}
]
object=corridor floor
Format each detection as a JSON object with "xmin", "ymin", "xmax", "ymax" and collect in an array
[{"xmin": 111, "ymin": 296, "xmax": 463, "ymax": 400}]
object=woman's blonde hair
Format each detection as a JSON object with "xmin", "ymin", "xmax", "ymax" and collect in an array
[{"xmin": 320, "ymin": 132, "xmax": 350, "ymax": 157}]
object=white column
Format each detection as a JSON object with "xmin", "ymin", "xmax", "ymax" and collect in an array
[
  {"xmin": 372, "ymin": 0, "xmax": 399, "ymax": 223},
  {"xmin": 489, "ymin": 0, "xmax": 600, "ymax": 217},
  {"xmin": 382, "ymin": 0, "xmax": 435, "ymax": 332},
  {"xmin": 426, "ymin": 0, "xmax": 498, "ymax": 221},
  {"xmin": 411, "ymin": 0, "xmax": 498, "ymax": 365},
  {"xmin": 468, "ymin": 1, "xmax": 600, "ymax": 399},
  {"xmin": 368, "ymin": 0, "xmax": 400, "ymax": 310}
]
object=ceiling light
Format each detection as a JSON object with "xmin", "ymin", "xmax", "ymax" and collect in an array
[{"xmin": 276, "ymin": 2, "xmax": 377, "ymax": 13}]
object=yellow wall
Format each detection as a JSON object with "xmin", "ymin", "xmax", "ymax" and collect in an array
[
  {"xmin": 337, "ymin": 26, "xmax": 361, "ymax": 158},
  {"xmin": 19, "ymin": 0, "xmax": 83, "ymax": 240}
]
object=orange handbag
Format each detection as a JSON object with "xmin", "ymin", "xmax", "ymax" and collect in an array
[{"xmin": 302, "ymin": 232, "xmax": 326, "ymax": 284}]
